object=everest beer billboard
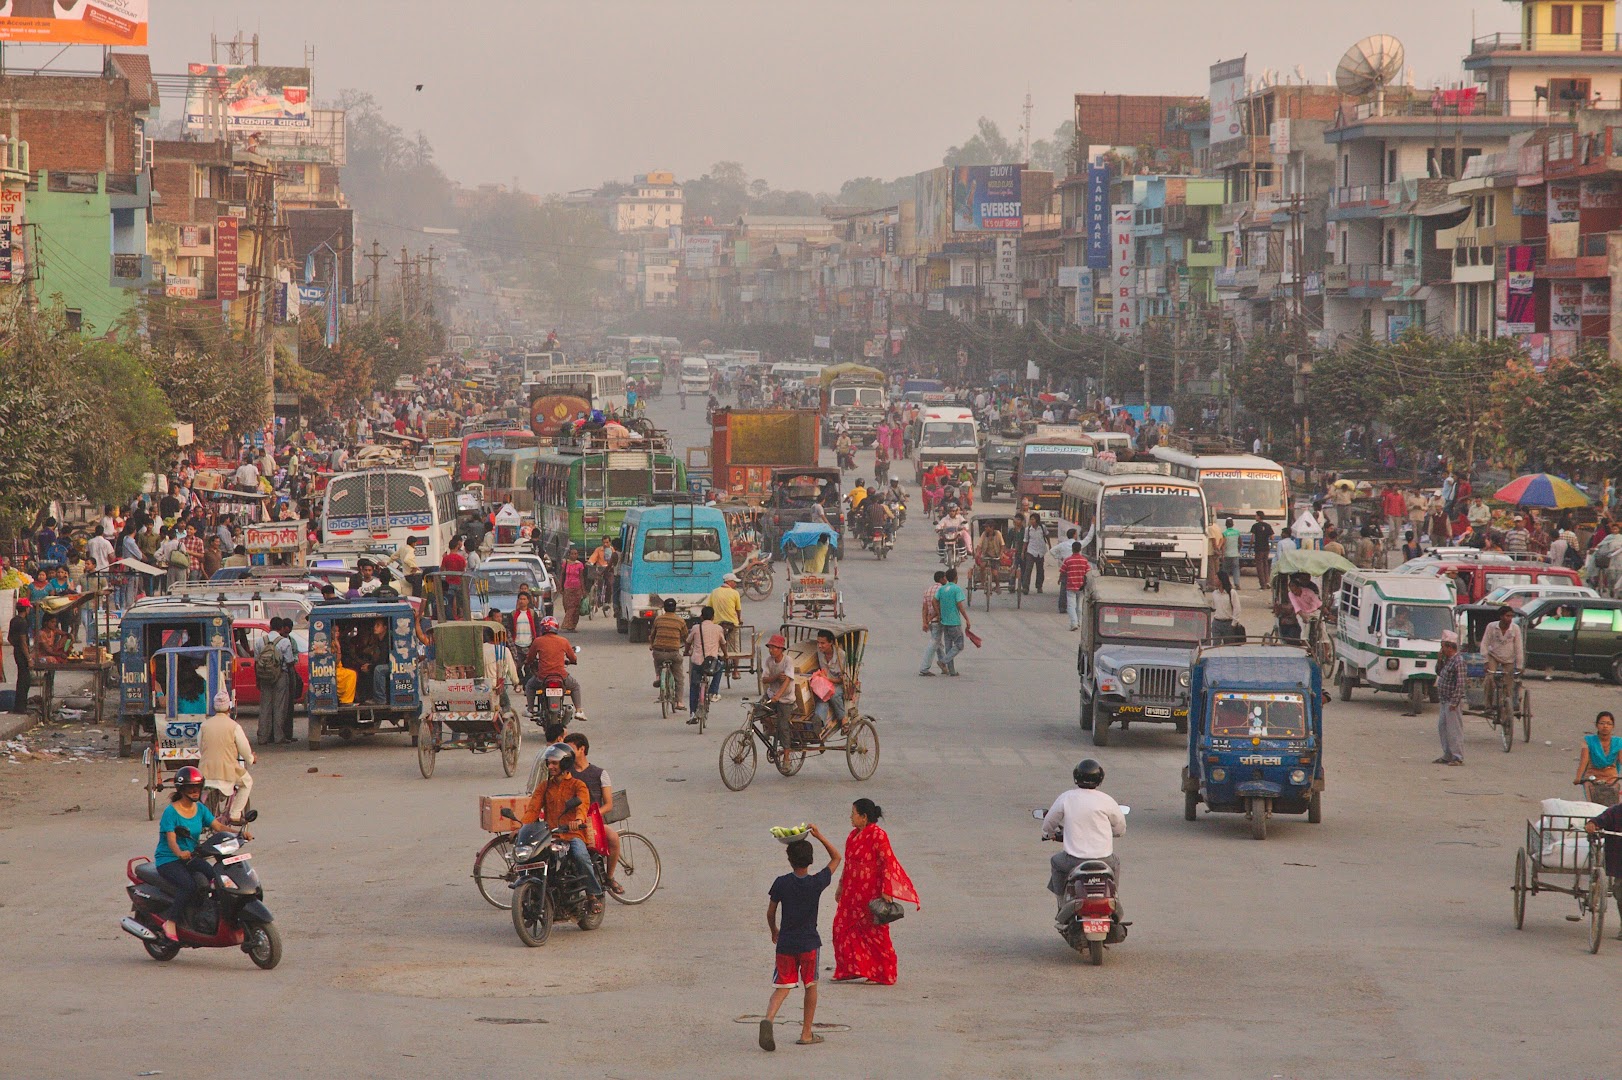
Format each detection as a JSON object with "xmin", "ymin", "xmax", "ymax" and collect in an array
[
  {"xmin": 0, "ymin": 0, "xmax": 146, "ymax": 44},
  {"xmin": 185, "ymin": 64, "xmax": 312, "ymax": 131},
  {"xmin": 952, "ymin": 165, "xmax": 1023, "ymax": 232}
]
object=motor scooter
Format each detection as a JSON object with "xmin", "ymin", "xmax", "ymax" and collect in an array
[
  {"xmin": 1033, "ymin": 807, "xmax": 1129, "ymax": 966},
  {"xmin": 121, "ymin": 812, "xmax": 280, "ymax": 969}
]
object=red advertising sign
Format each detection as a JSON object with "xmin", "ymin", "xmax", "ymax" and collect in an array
[{"xmin": 215, "ymin": 216, "xmax": 239, "ymax": 301}]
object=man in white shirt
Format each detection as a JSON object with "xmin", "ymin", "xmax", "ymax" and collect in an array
[
  {"xmin": 86, "ymin": 531, "xmax": 114, "ymax": 573},
  {"xmin": 1042, "ymin": 758, "xmax": 1126, "ymax": 911},
  {"xmin": 1479, "ymin": 605, "xmax": 1525, "ymax": 677},
  {"xmin": 234, "ymin": 458, "xmax": 260, "ymax": 492}
]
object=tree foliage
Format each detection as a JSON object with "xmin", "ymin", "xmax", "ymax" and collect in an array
[{"xmin": 1496, "ymin": 345, "xmax": 1622, "ymax": 481}]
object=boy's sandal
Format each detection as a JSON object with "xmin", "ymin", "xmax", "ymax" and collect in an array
[{"xmin": 797, "ymin": 1034, "xmax": 825, "ymax": 1045}]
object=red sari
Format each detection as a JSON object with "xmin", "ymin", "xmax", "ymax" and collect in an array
[{"xmin": 831, "ymin": 824, "xmax": 919, "ymax": 985}]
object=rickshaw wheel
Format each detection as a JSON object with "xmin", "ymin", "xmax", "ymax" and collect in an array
[
  {"xmin": 1519, "ymin": 689, "xmax": 1532, "ymax": 743},
  {"xmin": 145, "ymin": 751, "xmax": 158, "ymax": 820},
  {"xmin": 1248, "ymin": 797, "xmax": 1268, "ymax": 841},
  {"xmin": 1497, "ymin": 698, "xmax": 1515, "ymax": 753},
  {"xmin": 1308, "ymin": 791, "xmax": 1322, "ymax": 824},
  {"xmin": 418, "ymin": 721, "xmax": 437, "ymax": 779},
  {"xmin": 500, "ymin": 717, "xmax": 520, "ymax": 778},
  {"xmin": 1589, "ymin": 868, "xmax": 1608, "ymax": 954},
  {"xmin": 1512, "ymin": 848, "xmax": 1527, "ymax": 930},
  {"xmin": 719, "ymin": 729, "xmax": 757, "ymax": 791},
  {"xmin": 845, "ymin": 718, "xmax": 879, "ymax": 781},
  {"xmin": 1183, "ymin": 791, "xmax": 1198, "ymax": 822},
  {"xmin": 774, "ymin": 713, "xmax": 805, "ymax": 777}
]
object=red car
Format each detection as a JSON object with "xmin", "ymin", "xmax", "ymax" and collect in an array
[{"xmin": 230, "ymin": 620, "xmax": 310, "ymax": 708}]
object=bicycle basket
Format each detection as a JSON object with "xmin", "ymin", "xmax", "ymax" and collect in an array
[{"xmin": 601, "ymin": 788, "xmax": 630, "ymax": 825}]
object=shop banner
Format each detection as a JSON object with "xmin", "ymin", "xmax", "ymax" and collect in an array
[
  {"xmin": 952, "ymin": 164, "xmax": 1023, "ymax": 232},
  {"xmin": 1583, "ymin": 280, "xmax": 1611, "ymax": 316},
  {"xmin": 0, "ymin": 0, "xmax": 146, "ymax": 44},
  {"xmin": 1550, "ymin": 281, "xmax": 1583, "ymax": 331},
  {"xmin": 1504, "ymin": 245, "xmax": 1536, "ymax": 332},
  {"xmin": 1085, "ymin": 164, "xmax": 1110, "ymax": 268},
  {"xmin": 165, "ymin": 275, "xmax": 200, "ymax": 300},
  {"xmin": 215, "ymin": 216, "xmax": 239, "ymax": 302},
  {"xmin": 1547, "ymin": 180, "xmax": 1580, "ymax": 223},
  {"xmin": 1111, "ymin": 203, "xmax": 1136, "ymax": 337},
  {"xmin": 994, "ymin": 236, "xmax": 1017, "ymax": 283},
  {"xmin": 1581, "ymin": 178, "xmax": 1622, "ymax": 209},
  {"xmin": 245, "ymin": 520, "xmax": 306, "ymax": 554},
  {"xmin": 185, "ymin": 64, "xmax": 312, "ymax": 131}
]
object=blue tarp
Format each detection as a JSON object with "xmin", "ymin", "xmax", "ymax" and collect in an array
[{"xmin": 780, "ymin": 522, "xmax": 838, "ymax": 552}]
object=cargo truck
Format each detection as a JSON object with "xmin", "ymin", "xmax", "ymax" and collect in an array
[
  {"xmin": 710, "ymin": 408, "xmax": 822, "ymax": 502},
  {"xmin": 818, "ymin": 363, "xmax": 889, "ymax": 446}
]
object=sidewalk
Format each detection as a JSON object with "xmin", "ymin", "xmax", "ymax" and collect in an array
[{"xmin": 1, "ymin": 710, "xmax": 38, "ymax": 741}]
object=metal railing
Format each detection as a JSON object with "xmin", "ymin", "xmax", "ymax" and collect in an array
[
  {"xmin": 1471, "ymin": 31, "xmax": 1622, "ymax": 54},
  {"xmin": 1326, "ymin": 263, "xmax": 1420, "ymax": 289},
  {"xmin": 1330, "ymin": 180, "xmax": 1420, "ymax": 209}
]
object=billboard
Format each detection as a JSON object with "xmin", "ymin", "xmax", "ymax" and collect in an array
[
  {"xmin": 215, "ymin": 216, "xmax": 239, "ymax": 302},
  {"xmin": 951, "ymin": 165, "xmax": 1023, "ymax": 232},
  {"xmin": 1085, "ymin": 164, "xmax": 1111, "ymax": 268},
  {"xmin": 184, "ymin": 64, "xmax": 312, "ymax": 132},
  {"xmin": 0, "ymin": 0, "xmax": 146, "ymax": 44},
  {"xmin": 1111, "ymin": 203, "xmax": 1136, "ymax": 336},
  {"xmin": 913, "ymin": 166, "xmax": 953, "ymax": 247},
  {"xmin": 1208, "ymin": 57, "xmax": 1247, "ymax": 146}
]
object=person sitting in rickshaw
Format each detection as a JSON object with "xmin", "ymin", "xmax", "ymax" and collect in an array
[
  {"xmin": 175, "ymin": 664, "xmax": 209, "ymax": 714},
  {"xmin": 973, "ymin": 522, "xmax": 999, "ymax": 590},
  {"xmin": 759, "ymin": 633, "xmax": 797, "ymax": 728},
  {"xmin": 1277, "ymin": 573, "xmax": 1322, "ymax": 646},
  {"xmin": 810, "ymin": 629, "xmax": 848, "ymax": 740}
]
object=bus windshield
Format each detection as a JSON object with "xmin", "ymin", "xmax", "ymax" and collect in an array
[
  {"xmin": 464, "ymin": 434, "xmax": 535, "ymax": 472},
  {"xmin": 1100, "ymin": 489, "xmax": 1205, "ymax": 529},
  {"xmin": 1199, "ymin": 472, "xmax": 1285, "ymax": 517},
  {"xmin": 1021, "ymin": 444, "xmax": 1093, "ymax": 477},
  {"xmin": 922, "ymin": 423, "xmax": 977, "ymax": 449}
]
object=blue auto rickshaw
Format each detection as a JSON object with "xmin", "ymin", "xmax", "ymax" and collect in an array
[
  {"xmin": 1182, "ymin": 644, "xmax": 1325, "ymax": 840},
  {"xmin": 142, "ymin": 645, "xmax": 233, "ymax": 821},
  {"xmin": 117, "ymin": 600, "xmax": 233, "ymax": 758},
  {"xmin": 305, "ymin": 599, "xmax": 423, "ymax": 750}
]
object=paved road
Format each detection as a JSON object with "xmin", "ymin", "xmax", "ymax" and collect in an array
[{"xmin": 3, "ymin": 396, "xmax": 1619, "ymax": 1079}]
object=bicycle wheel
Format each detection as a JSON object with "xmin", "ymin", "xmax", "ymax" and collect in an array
[
  {"xmin": 774, "ymin": 711, "xmax": 805, "ymax": 777},
  {"xmin": 1589, "ymin": 867, "xmax": 1608, "ymax": 955},
  {"xmin": 1520, "ymin": 687, "xmax": 1532, "ymax": 743},
  {"xmin": 719, "ymin": 728, "xmax": 757, "ymax": 791},
  {"xmin": 610, "ymin": 831, "xmax": 661, "ymax": 905},
  {"xmin": 1497, "ymin": 698, "xmax": 1514, "ymax": 753},
  {"xmin": 473, "ymin": 834, "xmax": 517, "ymax": 909},
  {"xmin": 696, "ymin": 690, "xmax": 707, "ymax": 734},
  {"xmin": 845, "ymin": 718, "xmax": 880, "ymax": 781},
  {"xmin": 659, "ymin": 668, "xmax": 673, "ymax": 720},
  {"xmin": 500, "ymin": 717, "xmax": 520, "ymax": 777}
]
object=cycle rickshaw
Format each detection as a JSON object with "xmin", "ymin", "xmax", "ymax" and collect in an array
[
  {"xmin": 1511, "ymin": 806, "xmax": 1615, "ymax": 953},
  {"xmin": 718, "ymin": 620, "xmax": 879, "ymax": 790},
  {"xmin": 1457, "ymin": 603, "xmax": 1534, "ymax": 752},
  {"xmin": 416, "ymin": 620, "xmax": 522, "ymax": 779},
  {"xmin": 963, "ymin": 513, "xmax": 1021, "ymax": 610},
  {"xmin": 780, "ymin": 522, "xmax": 844, "ymax": 622}
]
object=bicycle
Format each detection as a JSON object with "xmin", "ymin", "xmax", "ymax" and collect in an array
[
  {"xmin": 657, "ymin": 656, "xmax": 681, "ymax": 720},
  {"xmin": 474, "ymin": 789, "xmax": 662, "ymax": 908},
  {"xmin": 693, "ymin": 663, "xmax": 716, "ymax": 734}
]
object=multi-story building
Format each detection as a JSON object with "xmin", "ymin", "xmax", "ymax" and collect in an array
[{"xmin": 613, "ymin": 171, "xmax": 683, "ymax": 234}]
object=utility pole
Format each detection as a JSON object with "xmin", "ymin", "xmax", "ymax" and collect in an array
[
  {"xmin": 422, "ymin": 245, "xmax": 438, "ymax": 322},
  {"xmin": 1020, "ymin": 91, "xmax": 1034, "ymax": 164},
  {"xmin": 396, "ymin": 247, "xmax": 411, "ymax": 324},
  {"xmin": 364, "ymin": 240, "xmax": 384, "ymax": 319},
  {"xmin": 238, "ymin": 162, "xmax": 281, "ymax": 420}
]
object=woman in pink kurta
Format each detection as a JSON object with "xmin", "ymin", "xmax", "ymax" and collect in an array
[{"xmin": 831, "ymin": 799, "xmax": 919, "ymax": 985}]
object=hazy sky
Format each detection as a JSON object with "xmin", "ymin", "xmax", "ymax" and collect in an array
[{"xmin": 54, "ymin": 0, "xmax": 1511, "ymax": 192}]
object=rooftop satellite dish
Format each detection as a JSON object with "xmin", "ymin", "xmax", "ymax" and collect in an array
[{"xmin": 1336, "ymin": 34, "xmax": 1405, "ymax": 114}]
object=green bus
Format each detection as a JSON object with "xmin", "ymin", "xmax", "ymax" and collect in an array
[
  {"xmin": 486, "ymin": 446, "xmax": 543, "ymax": 514},
  {"xmin": 531, "ymin": 440, "xmax": 686, "ymax": 564},
  {"xmin": 627, "ymin": 356, "xmax": 665, "ymax": 395}
]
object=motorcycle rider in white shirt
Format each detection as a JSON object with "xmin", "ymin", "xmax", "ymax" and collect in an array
[{"xmin": 1041, "ymin": 759, "xmax": 1126, "ymax": 914}]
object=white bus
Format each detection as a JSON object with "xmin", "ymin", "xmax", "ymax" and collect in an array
[
  {"xmin": 1149, "ymin": 448, "xmax": 1289, "ymax": 557},
  {"xmin": 1059, "ymin": 461, "xmax": 1211, "ymax": 581},
  {"xmin": 321, "ymin": 467, "xmax": 456, "ymax": 571},
  {"xmin": 541, "ymin": 368, "xmax": 628, "ymax": 416},
  {"xmin": 522, "ymin": 351, "xmax": 557, "ymax": 381},
  {"xmin": 769, "ymin": 361, "xmax": 825, "ymax": 385}
]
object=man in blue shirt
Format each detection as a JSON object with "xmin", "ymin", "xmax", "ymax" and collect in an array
[
  {"xmin": 761, "ymin": 824, "xmax": 841, "ymax": 1051},
  {"xmin": 934, "ymin": 567, "xmax": 970, "ymax": 676}
]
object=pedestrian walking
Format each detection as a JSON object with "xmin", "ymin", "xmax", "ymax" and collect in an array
[
  {"xmin": 1060, "ymin": 543, "xmax": 1091, "ymax": 631},
  {"xmin": 935, "ymin": 567, "xmax": 969, "ymax": 676},
  {"xmin": 761, "ymin": 824, "xmax": 841, "ymax": 1051},
  {"xmin": 8, "ymin": 597, "xmax": 32, "ymax": 711},
  {"xmin": 832, "ymin": 799, "xmax": 919, "ymax": 986},
  {"xmin": 917, "ymin": 570, "xmax": 945, "ymax": 677},
  {"xmin": 1221, "ymin": 517, "xmax": 1242, "ymax": 583},
  {"xmin": 1020, "ymin": 513, "xmax": 1047, "ymax": 595},
  {"xmin": 1434, "ymin": 631, "xmax": 1465, "ymax": 763},
  {"xmin": 255, "ymin": 617, "xmax": 297, "ymax": 744},
  {"xmin": 1250, "ymin": 512, "xmax": 1274, "ymax": 589},
  {"xmin": 559, "ymin": 548, "xmax": 587, "ymax": 632}
]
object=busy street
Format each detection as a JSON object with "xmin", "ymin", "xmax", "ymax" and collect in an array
[
  {"xmin": 2, "ymin": 392, "xmax": 1619, "ymax": 1078},
  {"xmin": 9, "ymin": 2, "xmax": 1622, "ymax": 1077}
]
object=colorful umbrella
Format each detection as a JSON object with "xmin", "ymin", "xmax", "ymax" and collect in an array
[{"xmin": 1492, "ymin": 473, "xmax": 1590, "ymax": 509}]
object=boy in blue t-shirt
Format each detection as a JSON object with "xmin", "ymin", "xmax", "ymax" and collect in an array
[{"xmin": 761, "ymin": 824, "xmax": 842, "ymax": 1051}]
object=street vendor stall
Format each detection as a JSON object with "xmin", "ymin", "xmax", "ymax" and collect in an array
[{"xmin": 31, "ymin": 592, "xmax": 113, "ymax": 722}]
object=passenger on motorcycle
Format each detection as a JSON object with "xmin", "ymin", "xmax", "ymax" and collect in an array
[
  {"xmin": 525, "ymin": 616, "xmax": 586, "ymax": 720},
  {"xmin": 1041, "ymin": 759, "xmax": 1126, "ymax": 914},
  {"xmin": 847, "ymin": 479, "xmax": 870, "ymax": 539},
  {"xmin": 521, "ymin": 744, "xmax": 604, "ymax": 914},
  {"xmin": 874, "ymin": 441, "xmax": 890, "ymax": 486},
  {"xmin": 936, "ymin": 506, "xmax": 969, "ymax": 562},
  {"xmin": 868, "ymin": 498, "xmax": 897, "ymax": 544},
  {"xmin": 563, "ymin": 732, "xmax": 623, "ymax": 897},
  {"xmin": 199, "ymin": 689, "xmax": 254, "ymax": 828}
]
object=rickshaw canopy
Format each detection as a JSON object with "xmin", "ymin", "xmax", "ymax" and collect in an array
[
  {"xmin": 1271, "ymin": 547, "xmax": 1356, "ymax": 580},
  {"xmin": 780, "ymin": 521, "xmax": 839, "ymax": 552}
]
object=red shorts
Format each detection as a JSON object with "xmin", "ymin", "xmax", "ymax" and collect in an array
[{"xmin": 772, "ymin": 949, "xmax": 818, "ymax": 988}]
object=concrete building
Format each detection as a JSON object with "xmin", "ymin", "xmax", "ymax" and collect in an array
[{"xmin": 613, "ymin": 171, "xmax": 683, "ymax": 234}]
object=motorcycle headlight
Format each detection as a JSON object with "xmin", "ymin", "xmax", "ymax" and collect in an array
[
  {"xmin": 1120, "ymin": 667, "xmax": 1137, "ymax": 685},
  {"xmin": 514, "ymin": 843, "xmax": 539, "ymax": 862},
  {"xmin": 1178, "ymin": 670, "xmax": 1191, "ymax": 688}
]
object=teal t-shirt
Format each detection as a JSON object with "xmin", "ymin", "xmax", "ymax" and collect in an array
[
  {"xmin": 1223, "ymin": 528, "xmax": 1241, "ymax": 557},
  {"xmin": 155, "ymin": 801, "xmax": 216, "ymax": 866},
  {"xmin": 936, "ymin": 583, "xmax": 967, "ymax": 626}
]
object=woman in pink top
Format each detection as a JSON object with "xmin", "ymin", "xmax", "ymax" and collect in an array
[{"xmin": 560, "ymin": 549, "xmax": 588, "ymax": 631}]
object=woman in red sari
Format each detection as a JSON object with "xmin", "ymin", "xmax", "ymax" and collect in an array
[{"xmin": 832, "ymin": 799, "xmax": 920, "ymax": 985}]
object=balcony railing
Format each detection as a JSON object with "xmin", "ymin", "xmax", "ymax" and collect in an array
[
  {"xmin": 1330, "ymin": 180, "xmax": 1420, "ymax": 209},
  {"xmin": 1325, "ymin": 262, "xmax": 1420, "ymax": 290},
  {"xmin": 1470, "ymin": 31, "xmax": 1622, "ymax": 55}
]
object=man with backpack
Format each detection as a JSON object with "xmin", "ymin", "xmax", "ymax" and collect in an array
[{"xmin": 255, "ymin": 618, "xmax": 299, "ymax": 744}]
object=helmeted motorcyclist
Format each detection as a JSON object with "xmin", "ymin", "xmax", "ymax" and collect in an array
[
  {"xmin": 525, "ymin": 615, "xmax": 585, "ymax": 720},
  {"xmin": 522, "ymin": 743, "xmax": 604, "ymax": 914},
  {"xmin": 1041, "ymin": 759, "xmax": 1126, "ymax": 914},
  {"xmin": 935, "ymin": 505, "xmax": 969, "ymax": 562}
]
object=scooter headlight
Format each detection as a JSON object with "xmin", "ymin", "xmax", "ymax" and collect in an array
[{"xmin": 1119, "ymin": 667, "xmax": 1137, "ymax": 685}]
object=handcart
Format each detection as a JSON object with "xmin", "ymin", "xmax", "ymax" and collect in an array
[{"xmin": 1512, "ymin": 810, "xmax": 1613, "ymax": 953}]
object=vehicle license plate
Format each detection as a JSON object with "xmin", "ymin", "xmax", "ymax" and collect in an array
[
  {"xmin": 1082, "ymin": 918, "xmax": 1111, "ymax": 934},
  {"xmin": 1145, "ymin": 706, "xmax": 1172, "ymax": 718},
  {"xmin": 545, "ymin": 689, "xmax": 563, "ymax": 697},
  {"xmin": 223, "ymin": 853, "xmax": 252, "ymax": 865}
]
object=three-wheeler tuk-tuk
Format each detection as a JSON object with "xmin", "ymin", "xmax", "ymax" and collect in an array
[
  {"xmin": 141, "ymin": 645, "xmax": 235, "ymax": 820},
  {"xmin": 305, "ymin": 599, "xmax": 424, "ymax": 749},
  {"xmin": 117, "ymin": 600, "xmax": 234, "ymax": 758},
  {"xmin": 1183, "ymin": 644, "xmax": 1325, "ymax": 840},
  {"xmin": 1330, "ymin": 570, "xmax": 1455, "ymax": 713}
]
